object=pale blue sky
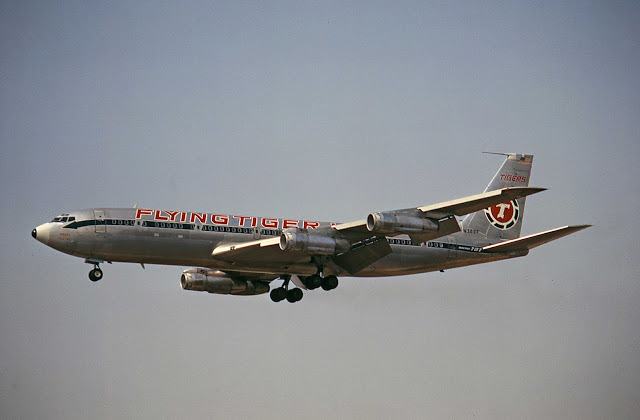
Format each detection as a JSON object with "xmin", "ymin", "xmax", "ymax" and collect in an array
[{"xmin": 1, "ymin": 1, "xmax": 639, "ymax": 418}]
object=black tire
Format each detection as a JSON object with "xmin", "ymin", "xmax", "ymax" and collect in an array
[
  {"xmin": 292, "ymin": 288, "xmax": 303, "ymax": 302},
  {"xmin": 270, "ymin": 287, "xmax": 286, "ymax": 302},
  {"xmin": 306, "ymin": 274, "xmax": 322, "ymax": 290},
  {"xmin": 286, "ymin": 288, "xmax": 303, "ymax": 303},
  {"xmin": 89, "ymin": 268, "xmax": 103, "ymax": 282},
  {"xmin": 322, "ymin": 275, "xmax": 338, "ymax": 291}
]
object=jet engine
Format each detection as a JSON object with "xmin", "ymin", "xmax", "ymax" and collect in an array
[
  {"xmin": 366, "ymin": 212, "xmax": 438, "ymax": 235},
  {"xmin": 180, "ymin": 268, "xmax": 269, "ymax": 295},
  {"xmin": 279, "ymin": 229, "xmax": 350, "ymax": 255}
]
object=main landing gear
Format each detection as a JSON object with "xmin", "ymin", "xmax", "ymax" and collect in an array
[
  {"xmin": 270, "ymin": 276, "xmax": 303, "ymax": 303},
  {"xmin": 269, "ymin": 274, "xmax": 339, "ymax": 303},
  {"xmin": 304, "ymin": 274, "xmax": 339, "ymax": 291},
  {"xmin": 270, "ymin": 285, "xmax": 303, "ymax": 303}
]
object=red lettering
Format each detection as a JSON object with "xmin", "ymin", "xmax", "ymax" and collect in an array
[
  {"xmin": 234, "ymin": 216, "xmax": 251, "ymax": 226},
  {"xmin": 155, "ymin": 210, "xmax": 169, "ymax": 221},
  {"xmin": 262, "ymin": 218, "xmax": 278, "ymax": 228},
  {"xmin": 211, "ymin": 214, "xmax": 229, "ymax": 225},
  {"xmin": 190, "ymin": 212, "xmax": 207, "ymax": 224},
  {"xmin": 500, "ymin": 174, "xmax": 526, "ymax": 183},
  {"xmin": 303, "ymin": 221, "xmax": 319, "ymax": 229},
  {"xmin": 282, "ymin": 219, "xmax": 299, "ymax": 229},
  {"xmin": 164, "ymin": 210, "xmax": 180, "ymax": 222},
  {"xmin": 135, "ymin": 208, "xmax": 154, "ymax": 219},
  {"xmin": 251, "ymin": 217, "xmax": 257, "ymax": 227},
  {"xmin": 180, "ymin": 212, "xmax": 187, "ymax": 223}
]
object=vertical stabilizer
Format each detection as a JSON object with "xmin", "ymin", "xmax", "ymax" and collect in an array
[{"xmin": 461, "ymin": 153, "xmax": 534, "ymax": 240}]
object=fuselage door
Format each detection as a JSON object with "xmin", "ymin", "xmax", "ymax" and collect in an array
[
  {"xmin": 447, "ymin": 236, "xmax": 457, "ymax": 259},
  {"xmin": 253, "ymin": 227, "xmax": 261, "ymax": 240},
  {"xmin": 94, "ymin": 210, "xmax": 106, "ymax": 233}
]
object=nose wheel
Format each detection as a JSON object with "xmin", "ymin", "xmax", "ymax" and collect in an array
[
  {"xmin": 89, "ymin": 267, "xmax": 103, "ymax": 282},
  {"xmin": 85, "ymin": 259, "xmax": 105, "ymax": 282}
]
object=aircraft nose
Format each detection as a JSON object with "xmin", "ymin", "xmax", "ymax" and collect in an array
[{"xmin": 32, "ymin": 223, "xmax": 51, "ymax": 245}]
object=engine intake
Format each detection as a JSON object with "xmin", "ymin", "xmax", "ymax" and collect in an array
[
  {"xmin": 366, "ymin": 212, "xmax": 438, "ymax": 235},
  {"xmin": 279, "ymin": 229, "xmax": 350, "ymax": 255},
  {"xmin": 180, "ymin": 269, "xmax": 269, "ymax": 295}
]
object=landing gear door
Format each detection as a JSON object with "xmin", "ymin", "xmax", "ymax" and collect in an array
[{"xmin": 94, "ymin": 210, "xmax": 106, "ymax": 233}]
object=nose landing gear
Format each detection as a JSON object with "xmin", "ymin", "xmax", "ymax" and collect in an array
[{"xmin": 85, "ymin": 259, "xmax": 104, "ymax": 282}]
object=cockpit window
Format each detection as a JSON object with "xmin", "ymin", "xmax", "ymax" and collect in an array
[
  {"xmin": 50, "ymin": 214, "xmax": 71, "ymax": 223},
  {"xmin": 68, "ymin": 217, "xmax": 75, "ymax": 222}
]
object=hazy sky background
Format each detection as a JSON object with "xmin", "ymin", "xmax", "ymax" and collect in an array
[{"xmin": 1, "ymin": 1, "xmax": 639, "ymax": 418}]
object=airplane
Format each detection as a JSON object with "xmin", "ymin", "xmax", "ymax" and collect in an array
[{"xmin": 32, "ymin": 153, "xmax": 590, "ymax": 303}]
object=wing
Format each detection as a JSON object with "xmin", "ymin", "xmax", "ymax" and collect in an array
[
  {"xmin": 210, "ymin": 187, "xmax": 546, "ymax": 274},
  {"xmin": 334, "ymin": 187, "xmax": 545, "ymax": 242}
]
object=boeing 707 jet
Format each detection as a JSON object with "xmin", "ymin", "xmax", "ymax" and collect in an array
[{"xmin": 32, "ymin": 153, "xmax": 589, "ymax": 303}]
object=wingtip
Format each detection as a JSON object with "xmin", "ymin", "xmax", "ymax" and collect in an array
[
  {"xmin": 502, "ymin": 186, "xmax": 547, "ymax": 195},
  {"xmin": 529, "ymin": 187, "xmax": 548, "ymax": 193}
]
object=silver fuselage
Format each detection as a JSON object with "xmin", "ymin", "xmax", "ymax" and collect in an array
[{"xmin": 34, "ymin": 207, "xmax": 517, "ymax": 277}]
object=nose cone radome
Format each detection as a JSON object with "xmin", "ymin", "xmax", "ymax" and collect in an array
[{"xmin": 32, "ymin": 223, "xmax": 52, "ymax": 245}]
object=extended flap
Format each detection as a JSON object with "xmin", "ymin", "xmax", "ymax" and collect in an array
[{"xmin": 333, "ymin": 237, "xmax": 392, "ymax": 275}]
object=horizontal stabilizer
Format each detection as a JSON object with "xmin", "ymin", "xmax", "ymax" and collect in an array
[{"xmin": 482, "ymin": 225, "xmax": 591, "ymax": 253}]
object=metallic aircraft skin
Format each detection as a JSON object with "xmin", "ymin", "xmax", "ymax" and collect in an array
[
  {"xmin": 32, "ymin": 154, "xmax": 590, "ymax": 302},
  {"xmin": 33, "ymin": 207, "xmax": 508, "ymax": 275}
]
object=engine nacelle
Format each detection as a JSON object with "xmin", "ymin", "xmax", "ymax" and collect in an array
[
  {"xmin": 180, "ymin": 268, "xmax": 269, "ymax": 295},
  {"xmin": 366, "ymin": 212, "xmax": 438, "ymax": 235},
  {"xmin": 279, "ymin": 229, "xmax": 350, "ymax": 255}
]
